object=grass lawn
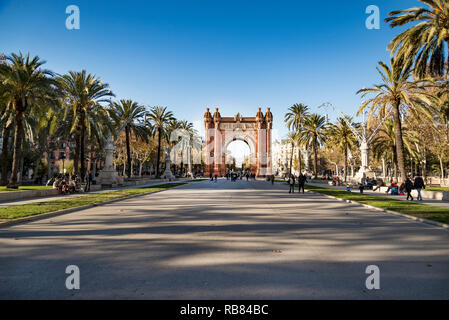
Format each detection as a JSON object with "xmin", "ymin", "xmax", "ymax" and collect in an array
[
  {"xmin": 305, "ymin": 184, "xmax": 449, "ymax": 225},
  {"xmin": 426, "ymin": 187, "xmax": 449, "ymax": 192},
  {"xmin": 0, "ymin": 186, "xmax": 53, "ymax": 192},
  {"xmin": 0, "ymin": 182, "xmax": 187, "ymax": 220}
]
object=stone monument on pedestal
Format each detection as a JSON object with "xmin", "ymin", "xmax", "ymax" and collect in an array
[
  {"xmin": 162, "ymin": 147, "xmax": 175, "ymax": 181},
  {"xmin": 97, "ymin": 135, "xmax": 123, "ymax": 187}
]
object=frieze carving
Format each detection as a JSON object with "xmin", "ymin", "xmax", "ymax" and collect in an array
[{"xmin": 219, "ymin": 122, "xmax": 255, "ymax": 130}]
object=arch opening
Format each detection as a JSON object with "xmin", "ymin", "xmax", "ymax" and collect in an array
[{"xmin": 226, "ymin": 139, "xmax": 251, "ymax": 171}]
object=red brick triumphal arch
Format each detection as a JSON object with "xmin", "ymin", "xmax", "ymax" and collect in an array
[{"xmin": 204, "ymin": 107, "xmax": 273, "ymax": 177}]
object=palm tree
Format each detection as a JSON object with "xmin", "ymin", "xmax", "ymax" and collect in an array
[
  {"xmin": 0, "ymin": 53, "xmax": 59, "ymax": 188},
  {"xmin": 109, "ymin": 99, "xmax": 151, "ymax": 178},
  {"xmin": 300, "ymin": 113, "xmax": 328, "ymax": 177},
  {"xmin": 146, "ymin": 106, "xmax": 175, "ymax": 177},
  {"xmin": 357, "ymin": 58, "xmax": 434, "ymax": 181},
  {"xmin": 386, "ymin": 0, "xmax": 449, "ymax": 78},
  {"xmin": 0, "ymin": 103, "xmax": 13, "ymax": 185},
  {"xmin": 178, "ymin": 120, "xmax": 195, "ymax": 175},
  {"xmin": 284, "ymin": 103, "xmax": 310, "ymax": 172},
  {"xmin": 372, "ymin": 119, "xmax": 420, "ymax": 181},
  {"xmin": 286, "ymin": 131, "xmax": 298, "ymax": 176},
  {"xmin": 327, "ymin": 116, "xmax": 358, "ymax": 182},
  {"xmin": 58, "ymin": 70, "xmax": 114, "ymax": 179}
]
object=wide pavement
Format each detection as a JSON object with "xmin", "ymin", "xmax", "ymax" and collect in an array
[{"xmin": 0, "ymin": 179, "xmax": 448, "ymax": 299}]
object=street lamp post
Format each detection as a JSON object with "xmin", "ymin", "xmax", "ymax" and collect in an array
[
  {"xmin": 318, "ymin": 102, "xmax": 391, "ymax": 182},
  {"xmin": 59, "ymin": 153, "xmax": 66, "ymax": 175}
]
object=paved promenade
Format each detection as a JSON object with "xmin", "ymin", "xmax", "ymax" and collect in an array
[
  {"xmin": 307, "ymin": 181, "xmax": 449, "ymax": 209},
  {"xmin": 0, "ymin": 179, "xmax": 448, "ymax": 299},
  {"xmin": 0, "ymin": 179, "xmax": 188, "ymax": 207}
]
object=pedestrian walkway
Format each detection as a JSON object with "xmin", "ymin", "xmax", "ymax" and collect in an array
[
  {"xmin": 2, "ymin": 179, "xmax": 448, "ymax": 299},
  {"xmin": 307, "ymin": 182, "xmax": 449, "ymax": 209},
  {"xmin": 0, "ymin": 179, "xmax": 189, "ymax": 207}
]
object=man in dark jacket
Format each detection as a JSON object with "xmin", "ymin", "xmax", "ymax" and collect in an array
[
  {"xmin": 413, "ymin": 176, "xmax": 425, "ymax": 201},
  {"xmin": 405, "ymin": 177, "xmax": 414, "ymax": 201},
  {"xmin": 298, "ymin": 173, "xmax": 307, "ymax": 194}
]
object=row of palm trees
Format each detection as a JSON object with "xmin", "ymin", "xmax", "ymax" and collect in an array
[
  {"xmin": 358, "ymin": 0, "xmax": 449, "ymax": 181},
  {"xmin": 285, "ymin": 0, "xmax": 449, "ymax": 182},
  {"xmin": 284, "ymin": 104, "xmax": 357, "ymax": 181},
  {"xmin": 0, "ymin": 53, "xmax": 193, "ymax": 188}
]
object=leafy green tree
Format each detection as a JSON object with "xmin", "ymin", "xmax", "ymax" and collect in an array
[
  {"xmin": 300, "ymin": 113, "xmax": 328, "ymax": 176},
  {"xmin": 110, "ymin": 99, "xmax": 151, "ymax": 178},
  {"xmin": 327, "ymin": 116, "xmax": 358, "ymax": 182},
  {"xmin": 58, "ymin": 70, "xmax": 114, "ymax": 179},
  {"xmin": 386, "ymin": 0, "xmax": 449, "ymax": 78},
  {"xmin": 0, "ymin": 53, "xmax": 59, "ymax": 188},
  {"xmin": 146, "ymin": 106, "xmax": 175, "ymax": 177},
  {"xmin": 284, "ymin": 103, "xmax": 310, "ymax": 172},
  {"xmin": 286, "ymin": 131, "xmax": 298, "ymax": 176},
  {"xmin": 357, "ymin": 58, "xmax": 433, "ymax": 181}
]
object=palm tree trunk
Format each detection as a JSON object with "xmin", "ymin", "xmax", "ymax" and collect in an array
[
  {"xmin": 80, "ymin": 120, "xmax": 86, "ymax": 180},
  {"xmin": 289, "ymin": 142, "xmax": 294, "ymax": 176},
  {"xmin": 1, "ymin": 124, "xmax": 11, "ymax": 186},
  {"xmin": 125, "ymin": 126, "xmax": 131, "ymax": 178},
  {"xmin": 74, "ymin": 133, "xmax": 80, "ymax": 175},
  {"xmin": 392, "ymin": 101, "xmax": 406, "ymax": 181},
  {"xmin": 46, "ymin": 143, "xmax": 51, "ymax": 181},
  {"xmin": 344, "ymin": 147, "xmax": 348, "ymax": 182},
  {"xmin": 8, "ymin": 110, "xmax": 24, "ymax": 188},
  {"xmin": 313, "ymin": 143, "xmax": 318, "ymax": 177},
  {"xmin": 18, "ymin": 143, "xmax": 24, "ymax": 183},
  {"xmin": 298, "ymin": 147, "xmax": 302, "ymax": 173},
  {"xmin": 156, "ymin": 127, "xmax": 162, "ymax": 178}
]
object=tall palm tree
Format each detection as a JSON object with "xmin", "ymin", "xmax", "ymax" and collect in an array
[
  {"xmin": 286, "ymin": 131, "xmax": 298, "ymax": 176},
  {"xmin": 357, "ymin": 58, "xmax": 434, "ymax": 181},
  {"xmin": 166, "ymin": 119, "xmax": 183, "ymax": 174},
  {"xmin": 0, "ymin": 53, "xmax": 58, "ymax": 188},
  {"xmin": 146, "ymin": 106, "xmax": 175, "ymax": 177},
  {"xmin": 178, "ymin": 120, "xmax": 195, "ymax": 175},
  {"xmin": 300, "ymin": 113, "xmax": 328, "ymax": 177},
  {"xmin": 372, "ymin": 119, "xmax": 420, "ymax": 181},
  {"xmin": 109, "ymin": 99, "xmax": 152, "ymax": 178},
  {"xmin": 58, "ymin": 70, "xmax": 114, "ymax": 179},
  {"xmin": 284, "ymin": 103, "xmax": 310, "ymax": 172},
  {"xmin": 327, "ymin": 116, "xmax": 358, "ymax": 182},
  {"xmin": 0, "ymin": 103, "xmax": 13, "ymax": 185},
  {"xmin": 386, "ymin": 0, "xmax": 449, "ymax": 78}
]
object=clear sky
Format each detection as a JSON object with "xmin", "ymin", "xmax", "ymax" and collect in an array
[{"xmin": 0, "ymin": 0, "xmax": 416, "ymax": 141}]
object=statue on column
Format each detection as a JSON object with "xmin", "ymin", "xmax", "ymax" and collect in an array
[
  {"xmin": 97, "ymin": 133, "xmax": 124, "ymax": 186},
  {"xmin": 162, "ymin": 146, "xmax": 175, "ymax": 181}
]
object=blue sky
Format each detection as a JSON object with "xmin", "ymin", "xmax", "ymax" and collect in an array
[{"xmin": 0, "ymin": 0, "xmax": 416, "ymax": 140}]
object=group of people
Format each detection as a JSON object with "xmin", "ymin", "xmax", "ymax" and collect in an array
[
  {"xmin": 385, "ymin": 176, "xmax": 425, "ymax": 201},
  {"xmin": 47, "ymin": 172, "xmax": 93, "ymax": 195},
  {"xmin": 288, "ymin": 173, "xmax": 308, "ymax": 194}
]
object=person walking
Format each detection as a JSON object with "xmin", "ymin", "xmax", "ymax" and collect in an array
[
  {"xmin": 358, "ymin": 181, "xmax": 364, "ymax": 194},
  {"xmin": 298, "ymin": 173, "xmax": 307, "ymax": 194},
  {"xmin": 85, "ymin": 171, "xmax": 91, "ymax": 192},
  {"xmin": 413, "ymin": 175, "xmax": 425, "ymax": 201},
  {"xmin": 405, "ymin": 177, "xmax": 414, "ymax": 201},
  {"xmin": 289, "ymin": 175, "xmax": 295, "ymax": 194},
  {"xmin": 210, "ymin": 172, "xmax": 213, "ymax": 181},
  {"xmin": 271, "ymin": 175, "xmax": 275, "ymax": 185}
]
